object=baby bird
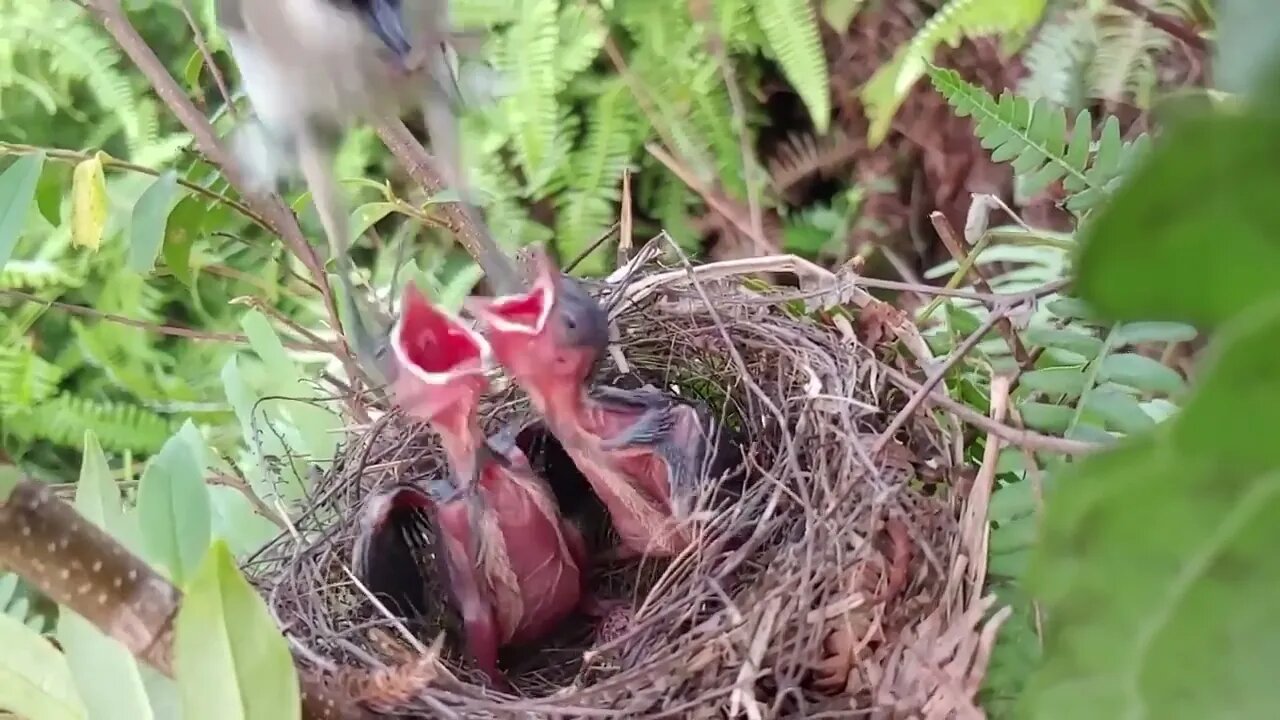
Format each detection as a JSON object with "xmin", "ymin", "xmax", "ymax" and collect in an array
[
  {"xmin": 466, "ymin": 246, "xmax": 741, "ymax": 560},
  {"xmin": 352, "ymin": 283, "xmax": 588, "ymax": 689}
]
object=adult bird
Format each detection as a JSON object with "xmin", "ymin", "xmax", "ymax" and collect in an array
[
  {"xmin": 466, "ymin": 246, "xmax": 742, "ymax": 560},
  {"xmin": 351, "ymin": 283, "xmax": 590, "ymax": 689},
  {"xmin": 214, "ymin": 0, "xmax": 520, "ymax": 367}
]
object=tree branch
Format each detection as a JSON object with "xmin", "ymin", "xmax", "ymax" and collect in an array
[{"xmin": 373, "ymin": 118, "xmax": 519, "ymax": 292}]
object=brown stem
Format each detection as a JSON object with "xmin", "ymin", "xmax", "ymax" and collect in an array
[
  {"xmin": 372, "ymin": 118, "xmax": 519, "ymax": 293},
  {"xmin": 176, "ymin": 0, "xmax": 235, "ymax": 115},
  {"xmin": 1, "ymin": 289, "xmax": 327, "ymax": 352},
  {"xmin": 929, "ymin": 211, "xmax": 1033, "ymax": 367},
  {"xmin": 0, "ymin": 480, "xmax": 375, "ymax": 720}
]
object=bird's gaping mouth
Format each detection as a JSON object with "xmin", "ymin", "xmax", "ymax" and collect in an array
[
  {"xmin": 391, "ymin": 284, "xmax": 490, "ymax": 384},
  {"xmin": 475, "ymin": 279, "xmax": 554, "ymax": 337}
]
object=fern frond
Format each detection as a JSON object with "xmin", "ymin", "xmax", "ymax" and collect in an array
[
  {"xmin": 860, "ymin": 0, "xmax": 1049, "ymax": 146},
  {"xmin": 554, "ymin": 81, "xmax": 638, "ymax": 273},
  {"xmin": 0, "ymin": 344, "xmax": 65, "ymax": 410},
  {"xmin": 1017, "ymin": 8, "xmax": 1095, "ymax": 109},
  {"xmin": 751, "ymin": 0, "xmax": 830, "ymax": 133},
  {"xmin": 495, "ymin": 0, "xmax": 561, "ymax": 193},
  {"xmin": 767, "ymin": 129, "xmax": 859, "ymax": 195},
  {"xmin": 927, "ymin": 65, "xmax": 1151, "ymax": 215},
  {"xmin": 554, "ymin": 4, "xmax": 606, "ymax": 90},
  {"xmin": 4, "ymin": 393, "xmax": 175, "ymax": 454},
  {"xmin": 715, "ymin": 0, "xmax": 765, "ymax": 53},
  {"xmin": 1, "ymin": 1, "xmax": 160, "ymax": 158},
  {"xmin": 1088, "ymin": 0, "xmax": 1193, "ymax": 107},
  {"xmin": 0, "ymin": 260, "xmax": 82, "ymax": 290}
]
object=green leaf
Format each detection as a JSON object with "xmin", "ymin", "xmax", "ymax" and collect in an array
[
  {"xmin": 350, "ymin": 201, "xmax": 395, "ymax": 239},
  {"xmin": 137, "ymin": 431, "xmax": 212, "ymax": 585},
  {"xmin": 1115, "ymin": 321, "xmax": 1199, "ymax": 346},
  {"xmin": 1174, "ymin": 298, "xmax": 1280, "ymax": 469},
  {"xmin": 1024, "ymin": 298, "xmax": 1280, "ymax": 718},
  {"xmin": 75, "ymin": 430, "xmax": 123, "ymax": 528},
  {"xmin": 1019, "ymin": 367, "xmax": 1087, "ymax": 397},
  {"xmin": 240, "ymin": 311, "xmax": 340, "ymax": 463},
  {"xmin": 1023, "ymin": 326, "xmax": 1104, "ymax": 358},
  {"xmin": 163, "ymin": 197, "xmax": 206, "ymax": 288},
  {"xmin": 175, "ymin": 541, "xmax": 301, "ymax": 720},
  {"xmin": 0, "ymin": 152, "xmax": 46, "ymax": 271},
  {"xmin": 35, "ymin": 160, "xmax": 65, "ymax": 228},
  {"xmin": 0, "ymin": 613, "xmax": 86, "ymax": 720},
  {"xmin": 56, "ymin": 613, "xmax": 154, "ymax": 720},
  {"xmin": 990, "ymin": 480, "xmax": 1037, "ymax": 524},
  {"xmin": 1083, "ymin": 389, "xmax": 1156, "ymax": 434},
  {"xmin": 1019, "ymin": 401, "xmax": 1073, "ymax": 433},
  {"xmin": 1098, "ymin": 353, "xmax": 1186, "ymax": 396},
  {"xmin": 1045, "ymin": 296, "xmax": 1098, "ymax": 322},
  {"xmin": 1078, "ymin": 111, "xmax": 1280, "ymax": 327},
  {"xmin": 71, "ymin": 153, "xmax": 108, "ymax": 252},
  {"xmin": 128, "ymin": 171, "xmax": 179, "ymax": 273}
]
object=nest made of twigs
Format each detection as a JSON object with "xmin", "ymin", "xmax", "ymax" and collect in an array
[{"xmin": 246, "ymin": 250, "xmax": 1004, "ymax": 719}]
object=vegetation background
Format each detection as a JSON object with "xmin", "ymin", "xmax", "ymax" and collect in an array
[{"xmin": 2, "ymin": 0, "xmax": 1276, "ymax": 719}]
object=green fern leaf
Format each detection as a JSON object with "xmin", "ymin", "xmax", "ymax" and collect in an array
[
  {"xmin": 554, "ymin": 81, "xmax": 638, "ymax": 274},
  {"xmin": 1017, "ymin": 8, "xmax": 1095, "ymax": 109},
  {"xmin": 926, "ymin": 65, "xmax": 1149, "ymax": 215},
  {"xmin": 0, "ymin": 343, "xmax": 65, "ymax": 410},
  {"xmin": 0, "ymin": 259, "xmax": 81, "ymax": 290},
  {"xmin": 860, "ymin": 0, "xmax": 1049, "ymax": 146},
  {"xmin": 9, "ymin": 393, "xmax": 175, "ymax": 454},
  {"xmin": 554, "ymin": 4, "xmax": 606, "ymax": 90},
  {"xmin": 751, "ymin": 0, "xmax": 830, "ymax": 133},
  {"xmin": 1088, "ymin": 0, "xmax": 1193, "ymax": 107},
  {"xmin": 497, "ymin": 0, "xmax": 561, "ymax": 193}
]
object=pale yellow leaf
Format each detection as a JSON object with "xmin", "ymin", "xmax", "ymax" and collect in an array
[{"xmin": 71, "ymin": 153, "xmax": 108, "ymax": 251}]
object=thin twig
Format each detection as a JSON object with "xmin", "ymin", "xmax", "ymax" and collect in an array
[
  {"xmin": 930, "ymin": 211, "xmax": 1032, "ymax": 366},
  {"xmin": 879, "ymin": 364, "xmax": 1101, "ymax": 457},
  {"xmin": 372, "ymin": 117, "xmax": 519, "ymax": 292},
  {"xmin": 1, "ymin": 289, "xmax": 326, "ymax": 351},
  {"xmin": 176, "ymin": 0, "xmax": 235, "ymax": 115},
  {"xmin": 691, "ymin": 0, "xmax": 766, "ymax": 255},
  {"xmin": 873, "ymin": 309, "xmax": 1007, "ymax": 456},
  {"xmin": 209, "ymin": 472, "xmax": 288, "ymax": 530},
  {"xmin": 646, "ymin": 143, "xmax": 777, "ymax": 252}
]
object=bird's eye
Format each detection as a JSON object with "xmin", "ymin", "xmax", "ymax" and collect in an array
[{"xmin": 564, "ymin": 315, "xmax": 577, "ymax": 331}]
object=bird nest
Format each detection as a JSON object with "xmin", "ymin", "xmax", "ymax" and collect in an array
[{"xmin": 246, "ymin": 251, "xmax": 1004, "ymax": 718}]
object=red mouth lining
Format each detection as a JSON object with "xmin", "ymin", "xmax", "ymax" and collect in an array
[
  {"xmin": 397, "ymin": 288, "xmax": 482, "ymax": 375},
  {"xmin": 487, "ymin": 286, "xmax": 549, "ymax": 330}
]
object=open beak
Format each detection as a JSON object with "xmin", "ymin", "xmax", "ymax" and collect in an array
[
  {"xmin": 389, "ymin": 283, "xmax": 490, "ymax": 421},
  {"xmin": 465, "ymin": 250, "xmax": 557, "ymax": 339},
  {"xmin": 361, "ymin": 0, "xmax": 413, "ymax": 62},
  {"xmin": 351, "ymin": 484, "xmax": 438, "ymax": 620},
  {"xmin": 465, "ymin": 245, "xmax": 555, "ymax": 368}
]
